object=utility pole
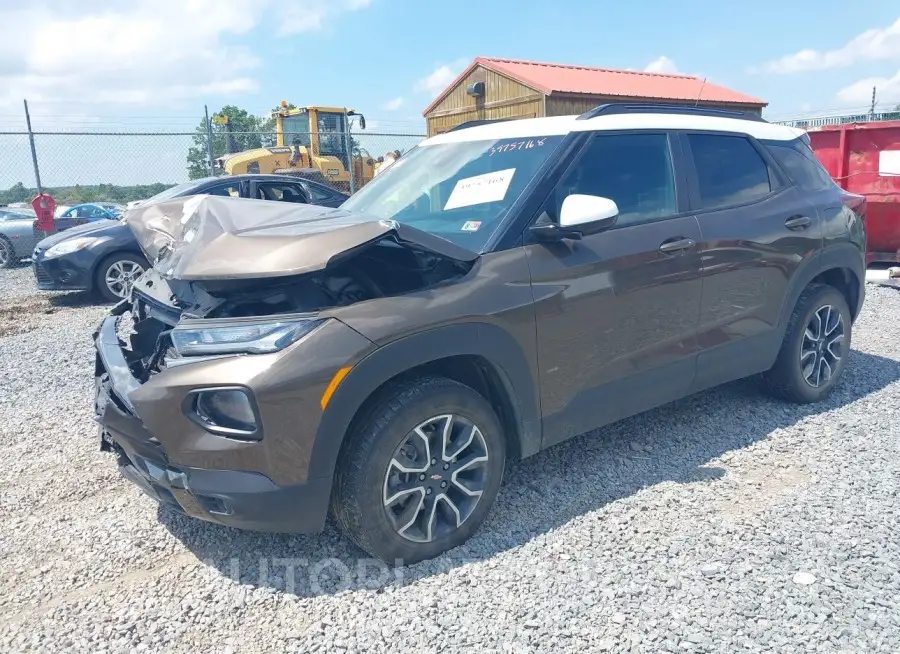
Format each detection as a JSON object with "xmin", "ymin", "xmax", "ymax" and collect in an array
[
  {"xmin": 24, "ymin": 99, "xmax": 42, "ymax": 196},
  {"xmin": 344, "ymin": 108, "xmax": 356, "ymax": 194},
  {"xmin": 869, "ymin": 86, "xmax": 877, "ymax": 119},
  {"xmin": 204, "ymin": 105, "xmax": 215, "ymax": 176}
]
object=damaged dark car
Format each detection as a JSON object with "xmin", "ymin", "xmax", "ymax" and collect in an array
[{"xmin": 95, "ymin": 107, "xmax": 866, "ymax": 564}]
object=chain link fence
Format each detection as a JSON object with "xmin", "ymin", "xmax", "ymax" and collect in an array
[{"xmin": 0, "ymin": 129, "xmax": 425, "ymax": 207}]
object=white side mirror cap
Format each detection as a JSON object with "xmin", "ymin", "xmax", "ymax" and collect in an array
[{"xmin": 559, "ymin": 194, "xmax": 619, "ymax": 229}]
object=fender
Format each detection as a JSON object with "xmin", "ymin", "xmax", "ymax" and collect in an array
[
  {"xmin": 776, "ymin": 242, "xmax": 865, "ymax": 331},
  {"xmin": 308, "ymin": 322, "xmax": 542, "ymax": 481},
  {"xmin": 819, "ymin": 241, "xmax": 866, "ymax": 320}
]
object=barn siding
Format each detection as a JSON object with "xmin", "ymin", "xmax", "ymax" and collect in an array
[
  {"xmin": 546, "ymin": 94, "xmax": 764, "ymax": 117},
  {"xmin": 425, "ymin": 65, "xmax": 546, "ymax": 136}
]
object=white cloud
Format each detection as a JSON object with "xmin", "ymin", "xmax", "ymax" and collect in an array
[
  {"xmin": 836, "ymin": 70, "xmax": 900, "ymax": 104},
  {"xmin": 0, "ymin": 0, "xmax": 374, "ymax": 110},
  {"xmin": 381, "ymin": 96, "xmax": 405, "ymax": 111},
  {"xmin": 415, "ymin": 58, "xmax": 469, "ymax": 95},
  {"xmin": 644, "ymin": 56, "xmax": 681, "ymax": 75},
  {"xmin": 277, "ymin": 0, "xmax": 375, "ymax": 36},
  {"xmin": 752, "ymin": 17, "xmax": 900, "ymax": 74}
]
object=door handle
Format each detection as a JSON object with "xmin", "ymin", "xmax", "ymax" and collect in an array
[
  {"xmin": 784, "ymin": 215, "xmax": 812, "ymax": 230},
  {"xmin": 659, "ymin": 237, "xmax": 696, "ymax": 254}
]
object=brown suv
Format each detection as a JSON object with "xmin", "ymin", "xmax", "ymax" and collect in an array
[{"xmin": 94, "ymin": 104, "xmax": 866, "ymax": 564}]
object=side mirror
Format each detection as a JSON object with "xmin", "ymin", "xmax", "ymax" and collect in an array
[
  {"xmin": 529, "ymin": 194, "xmax": 619, "ymax": 242},
  {"xmin": 559, "ymin": 194, "xmax": 619, "ymax": 233}
]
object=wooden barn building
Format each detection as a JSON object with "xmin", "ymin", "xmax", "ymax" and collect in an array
[{"xmin": 423, "ymin": 57, "xmax": 767, "ymax": 136}]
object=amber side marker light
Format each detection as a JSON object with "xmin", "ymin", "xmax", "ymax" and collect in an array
[{"xmin": 320, "ymin": 365, "xmax": 352, "ymax": 411}]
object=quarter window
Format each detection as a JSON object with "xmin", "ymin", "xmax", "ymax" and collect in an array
[
  {"xmin": 764, "ymin": 139, "xmax": 835, "ymax": 192},
  {"xmin": 555, "ymin": 133, "xmax": 677, "ymax": 226},
  {"xmin": 687, "ymin": 134, "xmax": 772, "ymax": 209}
]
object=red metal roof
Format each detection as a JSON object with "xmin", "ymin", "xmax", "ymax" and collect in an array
[{"xmin": 423, "ymin": 57, "xmax": 767, "ymax": 116}]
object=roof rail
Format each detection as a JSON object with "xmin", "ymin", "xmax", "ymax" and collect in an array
[
  {"xmin": 448, "ymin": 118, "xmax": 516, "ymax": 132},
  {"xmin": 576, "ymin": 103, "xmax": 766, "ymax": 123}
]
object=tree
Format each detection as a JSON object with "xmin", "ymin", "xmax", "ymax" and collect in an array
[
  {"xmin": 2, "ymin": 182, "xmax": 31, "ymax": 203},
  {"xmin": 185, "ymin": 105, "xmax": 273, "ymax": 179}
]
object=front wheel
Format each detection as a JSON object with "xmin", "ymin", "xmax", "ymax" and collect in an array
[
  {"xmin": 762, "ymin": 283, "xmax": 852, "ymax": 403},
  {"xmin": 0, "ymin": 237, "xmax": 14, "ymax": 269},
  {"xmin": 331, "ymin": 377, "xmax": 506, "ymax": 565},
  {"xmin": 95, "ymin": 253, "xmax": 146, "ymax": 302}
]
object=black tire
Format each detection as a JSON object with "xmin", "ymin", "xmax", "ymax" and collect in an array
[
  {"xmin": 94, "ymin": 252, "xmax": 147, "ymax": 303},
  {"xmin": 331, "ymin": 376, "xmax": 506, "ymax": 565},
  {"xmin": 0, "ymin": 236, "xmax": 15, "ymax": 269},
  {"xmin": 761, "ymin": 283, "xmax": 852, "ymax": 403}
]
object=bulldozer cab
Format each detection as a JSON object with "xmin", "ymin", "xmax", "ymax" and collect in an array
[{"xmin": 275, "ymin": 106, "xmax": 352, "ymax": 171}]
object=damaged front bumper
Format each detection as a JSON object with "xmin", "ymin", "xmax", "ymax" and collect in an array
[{"xmin": 92, "ymin": 309, "xmax": 373, "ymax": 534}]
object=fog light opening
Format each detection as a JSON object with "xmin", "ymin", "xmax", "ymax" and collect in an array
[{"xmin": 189, "ymin": 388, "xmax": 260, "ymax": 439}]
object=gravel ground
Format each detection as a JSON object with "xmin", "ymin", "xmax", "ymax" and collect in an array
[{"xmin": 1, "ymin": 269, "xmax": 899, "ymax": 653}]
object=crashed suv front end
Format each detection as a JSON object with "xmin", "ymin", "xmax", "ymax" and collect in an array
[{"xmin": 93, "ymin": 194, "xmax": 476, "ymax": 533}]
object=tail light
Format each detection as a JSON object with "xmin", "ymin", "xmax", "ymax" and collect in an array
[{"xmin": 841, "ymin": 191, "xmax": 866, "ymax": 221}]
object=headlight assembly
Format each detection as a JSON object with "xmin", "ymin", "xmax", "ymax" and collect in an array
[
  {"xmin": 171, "ymin": 317, "xmax": 325, "ymax": 356},
  {"xmin": 44, "ymin": 236, "xmax": 106, "ymax": 258}
]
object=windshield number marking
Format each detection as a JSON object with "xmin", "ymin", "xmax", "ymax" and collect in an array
[{"xmin": 489, "ymin": 138, "xmax": 546, "ymax": 156}]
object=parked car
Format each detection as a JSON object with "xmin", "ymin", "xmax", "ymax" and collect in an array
[
  {"xmin": 33, "ymin": 174, "xmax": 348, "ymax": 301},
  {"xmin": 0, "ymin": 208, "xmax": 43, "ymax": 268},
  {"xmin": 93, "ymin": 105, "xmax": 866, "ymax": 565},
  {"xmin": 58, "ymin": 202, "xmax": 124, "ymax": 222}
]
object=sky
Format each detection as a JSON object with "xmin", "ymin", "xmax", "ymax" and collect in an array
[{"xmin": 0, "ymin": 0, "xmax": 898, "ymax": 187}]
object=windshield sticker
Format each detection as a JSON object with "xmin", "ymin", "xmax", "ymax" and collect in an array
[
  {"xmin": 444, "ymin": 168, "xmax": 516, "ymax": 210},
  {"xmin": 461, "ymin": 221, "xmax": 482, "ymax": 232},
  {"xmin": 489, "ymin": 138, "xmax": 548, "ymax": 156}
]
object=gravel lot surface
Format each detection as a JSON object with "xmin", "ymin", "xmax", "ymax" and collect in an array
[{"xmin": 1, "ymin": 266, "xmax": 899, "ymax": 653}]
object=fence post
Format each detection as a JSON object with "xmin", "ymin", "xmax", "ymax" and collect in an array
[
  {"xmin": 24, "ymin": 99, "xmax": 43, "ymax": 196},
  {"xmin": 344, "ymin": 108, "xmax": 356, "ymax": 194},
  {"xmin": 204, "ymin": 105, "xmax": 215, "ymax": 176}
]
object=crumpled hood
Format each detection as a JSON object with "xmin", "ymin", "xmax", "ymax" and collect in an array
[
  {"xmin": 35, "ymin": 219, "xmax": 120, "ymax": 249},
  {"xmin": 125, "ymin": 194, "xmax": 478, "ymax": 281}
]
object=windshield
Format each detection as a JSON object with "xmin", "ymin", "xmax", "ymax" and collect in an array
[
  {"xmin": 316, "ymin": 112, "xmax": 348, "ymax": 158},
  {"xmin": 341, "ymin": 135, "xmax": 564, "ymax": 251}
]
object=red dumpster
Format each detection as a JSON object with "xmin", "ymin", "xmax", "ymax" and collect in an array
[{"xmin": 806, "ymin": 120, "xmax": 900, "ymax": 264}]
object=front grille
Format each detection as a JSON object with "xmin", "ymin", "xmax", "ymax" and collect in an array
[{"xmin": 33, "ymin": 260, "xmax": 52, "ymax": 285}]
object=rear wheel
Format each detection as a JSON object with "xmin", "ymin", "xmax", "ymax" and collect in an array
[
  {"xmin": 0, "ymin": 237, "xmax": 14, "ymax": 269},
  {"xmin": 95, "ymin": 253, "xmax": 146, "ymax": 302},
  {"xmin": 762, "ymin": 283, "xmax": 851, "ymax": 403},
  {"xmin": 331, "ymin": 377, "xmax": 506, "ymax": 565}
]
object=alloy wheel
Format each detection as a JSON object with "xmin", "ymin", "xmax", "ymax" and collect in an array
[
  {"xmin": 800, "ymin": 304, "xmax": 844, "ymax": 388},
  {"xmin": 0, "ymin": 240, "xmax": 11, "ymax": 268},
  {"xmin": 383, "ymin": 414, "xmax": 490, "ymax": 543},
  {"xmin": 105, "ymin": 260, "xmax": 144, "ymax": 299}
]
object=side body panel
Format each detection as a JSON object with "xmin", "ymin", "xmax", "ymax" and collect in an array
[{"xmin": 679, "ymin": 132, "xmax": 825, "ymax": 392}]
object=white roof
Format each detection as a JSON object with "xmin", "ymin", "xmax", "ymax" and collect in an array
[{"xmin": 422, "ymin": 113, "xmax": 804, "ymax": 146}]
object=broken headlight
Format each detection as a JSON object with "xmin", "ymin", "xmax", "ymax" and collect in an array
[{"xmin": 171, "ymin": 317, "xmax": 325, "ymax": 356}]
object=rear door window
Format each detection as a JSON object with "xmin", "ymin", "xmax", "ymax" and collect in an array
[
  {"xmin": 687, "ymin": 134, "xmax": 773, "ymax": 209},
  {"xmin": 205, "ymin": 182, "xmax": 241, "ymax": 198},
  {"xmin": 302, "ymin": 182, "xmax": 334, "ymax": 203},
  {"xmin": 256, "ymin": 182, "xmax": 308, "ymax": 204}
]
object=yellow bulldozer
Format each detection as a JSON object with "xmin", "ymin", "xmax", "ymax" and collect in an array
[{"xmin": 215, "ymin": 103, "xmax": 377, "ymax": 192}]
